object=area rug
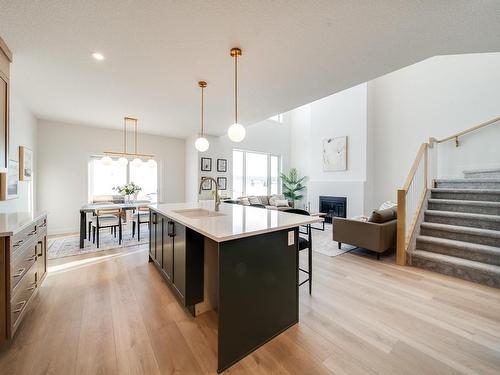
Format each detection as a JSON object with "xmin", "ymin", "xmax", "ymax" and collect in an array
[
  {"xmin": 48, "ymin": 223, "xmax": 351, "ymax": 260},
  {"xmin": 48, "ymin": 225, "xmax": 149, "ymax": 260},
  {"xmin": 311, "ymin": 223, "xmax": 356, "ymax": 257}
]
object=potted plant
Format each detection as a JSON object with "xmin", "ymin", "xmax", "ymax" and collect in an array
[
  {"xmin": 113, "ymin": 182, "xmax": 142, "ymax": 202},
  {"xmin": 280, "ymin": 168, "xmax": 306, "ymax": 208}
]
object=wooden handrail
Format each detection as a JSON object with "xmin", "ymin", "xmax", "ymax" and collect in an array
[
  {"xmin": 402, "ymin": 143, "xmax": 427, "ymax": 191},
  {"xmin": 433, "ymin": 116, "xmax": 500, "ymax": 144},
  {"xmin": 397, "ymin": 115, "xmax": 499, "ymax": 266}
]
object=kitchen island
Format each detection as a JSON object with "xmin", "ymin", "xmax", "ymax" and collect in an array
[{"xmin": 148, "ymin": 202, "xmax": 321, "ymax": 373}]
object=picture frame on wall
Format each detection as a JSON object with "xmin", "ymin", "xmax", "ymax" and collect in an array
[
  {"xmin": 0, "ymin": 159, "xmax": 19, "ymax": 200},
  {"xmin": 217, "ymin": 158, "xmax": 227, "ymax": 172},
  {"xmin": 217, "ymin": 177, "xmax": 227, "ymax": 190},
  {"xmin": 201, "ymin": 157, "xmax": 212, "ymax": 171},
  {"xmin": 323, "ymin": 136, "xmax": 348, "ymax": 171},
  {"xmin": 19, "ymin": 145, "xmax": 33, "ymax": 181},
  {"xmin": 201, "ymin": 176, "xmax": 212, "ymax": 190}
]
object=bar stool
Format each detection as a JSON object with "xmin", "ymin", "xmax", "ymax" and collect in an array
[{"xmin": 284, "ymin": 208, "xmax": 312, "ymax": 294}]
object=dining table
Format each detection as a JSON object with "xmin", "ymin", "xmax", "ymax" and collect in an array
[{"xmin": 79, "ymin": 200, "xmax": 151, "ymax": 248}]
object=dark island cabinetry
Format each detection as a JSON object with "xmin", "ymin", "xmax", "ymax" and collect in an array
[{"xmin": 149, "ymin": 211, "xmax": 203, "ymax": 313}]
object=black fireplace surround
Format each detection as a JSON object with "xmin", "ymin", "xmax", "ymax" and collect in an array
[{"xmin": 319, "ymin": 196, "xmax": 347, "ymax": 224}]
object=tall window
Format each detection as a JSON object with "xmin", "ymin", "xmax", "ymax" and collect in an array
[
  {"xmin": 233, "ymin": 150, "xmax": 281, "ymax": 198},
  {"xmin": 88, "ymin": 157, "xmax": 158, "ymax": 202}
]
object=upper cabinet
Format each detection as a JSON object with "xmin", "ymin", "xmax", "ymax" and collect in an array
[{"xmin": 0, "ymin": 36, "xmax": 12, "ymax": 174}]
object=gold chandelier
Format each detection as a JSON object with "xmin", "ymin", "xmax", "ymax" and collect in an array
[{"xmin": 101, "ymin": 117, "xmax": 155, "ymax": 167}]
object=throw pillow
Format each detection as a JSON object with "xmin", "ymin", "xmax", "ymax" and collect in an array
[
  {"xmin": 240, "ymin": 197, "xmax": 251, "ymax": 206},
  {"xmin": 275, "ymin": 199, "xmax": 290, "ymax": 207},
  {"xmin": 368, "ymin": 208, "xmax": 397, "ymax": 223},
  {"xmin": 269, "ymin": 194, "xmax": 286, "ymax": 206},
  {"xmin": 378, "ymin": 201, "xmax": 397, "ymax": 210},
  {"xmin": 248, "ymin": 196, "xmax": 262, "ymax": 205},
  {"xmin": 350, "ymin": 215, "xmax": 369, "ymax": 222}
]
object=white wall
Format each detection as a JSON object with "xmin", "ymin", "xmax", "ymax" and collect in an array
[
  {"xmin": 185, "ymin": 134, "xmax": 199, "ymax": 203},
  {"xmin": 367, "ymin": 53, "xmax": 500, "ymax": 209},
  {"xmin": 185, "ymin": 119, "xmax": 291, "ymax": 201},
  {"xmin": 37, "ymin": 120, "xmax": 185, "ymax": 234},
  {"xmin": 288, "ymin": 83, "xmax": 368, "ymax": 216},
  {"xmin": 0, "ymin": 91, "xmax": 37, "ymax": 213}
]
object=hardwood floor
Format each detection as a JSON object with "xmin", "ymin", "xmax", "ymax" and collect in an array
[{"xmin": 1, "ymin": 244, "xmax": 499, "ymax": 374}]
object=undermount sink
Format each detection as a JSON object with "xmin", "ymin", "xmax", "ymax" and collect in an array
[{"xmin": 173, "ymin": 208, "xmax": 226, "ymax": 218}]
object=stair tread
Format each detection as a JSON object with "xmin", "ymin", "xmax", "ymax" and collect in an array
[
  {"xmin": 425, "ymin": 210, "xmax": 500, "ymax": 222},
  {"xmin": 412, "ymin": 250, "xmax": 500, "ymax": 273},
  {"xmin": 416, "ymin": 235, "xmax": 500, "ymax": 253},
  {"xmin": 428, "ymin": 198, "xmax": 500, "ymax": 207},
  {"xmin": 431, "ymin": 188, "xmax": 500, "ymax": 194},
  {"xmin": 420, "ymin": 222, "xmax": 500, "ymax": 238},
  {"xmin": 436, "ymin": 178, "xmax": 500, "ymax": 182},
  {"xmin": 463, "ymin": 167, "xmax": 500, "ymax": 174}
]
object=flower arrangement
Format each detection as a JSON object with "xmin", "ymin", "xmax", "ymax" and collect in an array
[{"xmin": 113, "ymin": 182, "xmax": 142, "ymax": 196}]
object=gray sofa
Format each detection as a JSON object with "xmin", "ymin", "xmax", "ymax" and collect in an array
[{"xmin": 229, "ymin": 194, "xmax": 293, "ymax": 211}]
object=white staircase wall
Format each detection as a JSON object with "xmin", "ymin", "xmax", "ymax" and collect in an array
[{"xmin": 366, "ymin": 52, "xmax": 500, "ymax": 209}]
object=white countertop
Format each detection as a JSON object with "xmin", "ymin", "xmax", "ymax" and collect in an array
[
  {"xmin": 149, "ymin": 202, "xmax": 322, "ymax": 242},
  {"xmin": 0, "ymin": 211, "xmax": 47, "ymax": 237}
]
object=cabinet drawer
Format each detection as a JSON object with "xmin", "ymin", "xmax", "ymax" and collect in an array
[
  {"xmin": 11, "ymin": 265, "xmax": 37, "ymax": 330},
  {"xmin": 11, "ymin": 243, "xmax": 37, "ymax": 291},
  {"xmin": 11, "ymin": 223, "xmax": 38, "ymax": 255}
]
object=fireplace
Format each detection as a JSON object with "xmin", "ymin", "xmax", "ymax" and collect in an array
[{"xmin": 319, "ymin": 196, "xmax": 347, "ymax": 224}]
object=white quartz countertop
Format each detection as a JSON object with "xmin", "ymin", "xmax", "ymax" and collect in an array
[
  {"xmin": 0, "ymin": 211, "xmax": 47, "ymax": 237},
  {"xmin": 149, "ymin": 202, "xmax": 322, "ymax": 243}
]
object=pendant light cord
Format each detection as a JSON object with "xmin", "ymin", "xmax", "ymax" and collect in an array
[
  {"xmin": 123, "ymin": 117, "xmax": 127, "ymax": 154},
  {"xmin": 234, "ymin": 52, "xmax": 238, "ymax": 124},
  {"xmin": 201, "ymin": 85, "xmax": 204, "ymax": 136},
  {"xmin": 134, "ymin": 118, "xmax": 138, "ymax": 154}
]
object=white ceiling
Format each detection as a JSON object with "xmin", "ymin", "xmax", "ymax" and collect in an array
[{"xmin": 0, "ymin": 1, "xmax": 499, "ymax": 138}]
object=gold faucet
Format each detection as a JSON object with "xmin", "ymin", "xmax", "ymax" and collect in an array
[{"xmin": 199, "ymin": 177, "xmax": 221, "ymax": 211}]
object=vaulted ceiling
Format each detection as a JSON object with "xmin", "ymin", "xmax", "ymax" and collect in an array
[{"xmin": 1, "ymin": 1, "xmax": 499, "ymax": 138}]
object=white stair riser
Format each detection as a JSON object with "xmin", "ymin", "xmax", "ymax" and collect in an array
[
  {"xmin": 411, "ymin": 254, "xmax": 500, "ymax": 288},
  {"xmin": 420, "ymin": 227, "xmax": 500, "ymax": 247},
  {"xmin": 428, "ymin": 202, "xmax": 500, "ymax": 215},
  {"xmin": 416, "ymin": 239, "xmax": 500, "ymax": 266}
]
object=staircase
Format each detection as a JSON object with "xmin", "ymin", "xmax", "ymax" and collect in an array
[{"xmin": 411, "ymin": 168, "xmax": 500, "ymax": 288}]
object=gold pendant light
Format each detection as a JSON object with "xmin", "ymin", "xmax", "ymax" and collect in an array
[
  {"xmin": 227, "ymin": 47, "xmax": 246, "ymax": 142},
  {"xmin": 102, "ymin": 117, "xmax": 155, "ymax": 167},
  {"xmin": 195, "ymin": 81, "xmax": 209, "ymax": 152}
]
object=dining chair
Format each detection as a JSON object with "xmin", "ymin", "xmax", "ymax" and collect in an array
[
  {"xmin": 132, "ymin": 206, "xmax": 150, "ymax": 241},
  {"xmin": 91, "ymin": 208, "xmax": 123, "ymax": 248},
  {"xmin": 284, "ymin": 208, "xmax": 313, "ymax": 294}
]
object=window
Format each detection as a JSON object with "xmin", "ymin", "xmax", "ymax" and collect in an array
[
  {"xmin": 232, "ymin": 150, "xmax": 281, "ymax": 198},
  {"xmin": 88, "ymin": 157, "xmax": 158, "ymax": 202}
]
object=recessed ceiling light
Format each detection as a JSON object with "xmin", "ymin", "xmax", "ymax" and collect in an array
[{"xmin": 92, "ymin": 52, "xmax": 105, "ymax": 61}]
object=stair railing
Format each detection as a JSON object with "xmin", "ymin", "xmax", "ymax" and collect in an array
[
  {"xmin": 397, "ymin": 143, "xmax": 428, "ymax": 265},
  {"xmin": 396, "ymin": 115, "xmax": 499, "ymax": 265},
  {"xmin": 429, "ymin": 116, "xmax": 500, "ymax": 147}
]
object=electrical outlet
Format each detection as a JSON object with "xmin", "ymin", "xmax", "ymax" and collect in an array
[{"xmin": 288, "ymin": 231, "xmax": 294, "ymax": 246}]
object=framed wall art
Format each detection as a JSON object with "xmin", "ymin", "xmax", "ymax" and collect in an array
[
  {"xmin": 217, "ymin": 158, "xmax": 227, "ymax": 172},
  {"xmin": 0, "ymin": 159, "xmax": 18, "ymax": 200},
  {"xmin": 323, "ymin": 136, "xmax": 347, "ymax": 171},
  {"xmin": 217, "ymin": 177, "xmax": 227, "ymax": 190},
  {"xmin": 201, "ymin": 157, "xmax": 212, "ymax": 171},
  {"xmin": 201, "ymin": 176, "xmax": 212, "ymax": 190},
  {"xmin": 19, "ymin": 145, "xmax": 33, "ymax": 181}
]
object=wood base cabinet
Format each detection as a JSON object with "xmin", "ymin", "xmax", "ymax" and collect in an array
[
  {"xmin": 149, "ymin": 210, "xmax": 203, "ymax": 314},
  {"xmin": 0, "ymin": 213, "xmax": 47, "ymax": 346}
]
